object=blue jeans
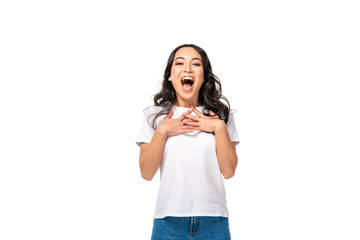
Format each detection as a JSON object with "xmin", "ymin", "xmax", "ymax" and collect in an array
[{"xmin": 151, "ymin": 216, "xmax": 231, "ymax": 240}]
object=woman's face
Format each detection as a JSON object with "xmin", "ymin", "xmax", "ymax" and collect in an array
[{"xmin": 168, "ymin": 47, "xmax": 205, "ymax": 105}]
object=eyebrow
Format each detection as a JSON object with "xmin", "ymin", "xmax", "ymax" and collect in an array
[{"xmin": 174, "ymin": 57, "xmax": 202, "ymax": 62}]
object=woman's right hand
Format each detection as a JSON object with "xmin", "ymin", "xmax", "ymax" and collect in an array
[{"xmin": 157, "ymin": 109, "xmax": 195, "ymax": 136}]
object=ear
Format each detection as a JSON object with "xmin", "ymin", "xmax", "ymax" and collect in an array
[{"xmin": 168, "ymin": 76, "xmax": 172, "ymax": 81}]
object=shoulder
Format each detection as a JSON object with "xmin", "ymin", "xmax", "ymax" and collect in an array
[
  {"xmin": 227, "ymin": 109, "xmax": 237, "ymax": 124},
  {"xmin": 142, "ymin": 106, "xmax": 166, "ymax": 129},
  {"xmin": 143, "ymin": 105, "xmax": 163, "ymax": 115}
]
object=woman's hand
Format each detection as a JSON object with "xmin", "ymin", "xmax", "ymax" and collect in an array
[
  {"xmin": 182, "ymin": 106, "xmax": 226, "ymax": 133},
  {"xmin": 157, "ymin": 109, "xmax": 195, "ymax": 136}
]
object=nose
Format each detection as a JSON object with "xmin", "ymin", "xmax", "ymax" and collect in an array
[{"xmin": 184, "ymin": 62, "xmax": 193, "ymax": 73}]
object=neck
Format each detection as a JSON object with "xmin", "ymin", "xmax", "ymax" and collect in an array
[{"xmin": 174, "ymin": 98, "xmax": 200, "ymax": 108}]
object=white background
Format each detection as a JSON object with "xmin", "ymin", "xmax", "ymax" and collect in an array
[{"xmin": 1, "ymin": 0, "xmax": 359, "ymax": 239}]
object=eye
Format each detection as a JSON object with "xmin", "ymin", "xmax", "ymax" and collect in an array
[
  {"xmin": 193, "ymin": 63, "xmax": 201, "ymax": 66},
  {"xmin": 175, "ymin": 62, "xmax": 184, "ymax": 65}
]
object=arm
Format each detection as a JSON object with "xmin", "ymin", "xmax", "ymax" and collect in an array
[
  {"xmin": 139, "ymin": 109, "xmax": 194, "ymax": 181},
  {"xmin": 183, "ymin": 106, "xmax": 238, "ymax": 179},
  {"xmin": 213, "ymin": 122, "xmax": 238, "ymax": 179},
  {"xmin": 139, "ymin": 130, "xmax": 167, "ymax": 181}
]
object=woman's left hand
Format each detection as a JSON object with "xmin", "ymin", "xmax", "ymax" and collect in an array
[{"xmin": 182, "ymin": 106, "xmax": 226, "ymax": 133}]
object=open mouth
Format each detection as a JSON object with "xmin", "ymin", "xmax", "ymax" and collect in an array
[{"xmin": 181, "ymin": 77, "xmax": 194, "ymax": 91}]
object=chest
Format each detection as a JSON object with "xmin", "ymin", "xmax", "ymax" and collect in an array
[{"xmin": 164, "ymin": 131, "xmax": 216, "ymax": 160}]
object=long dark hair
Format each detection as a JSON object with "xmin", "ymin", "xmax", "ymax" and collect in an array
[{"xmin": 150, "ymin": 44, "xmax": 230, "ymax": 129}]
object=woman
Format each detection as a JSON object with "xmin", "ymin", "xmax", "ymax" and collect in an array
[{"xmin": 136, "ymin": 44, "xmax": 239, "ymax": 240}]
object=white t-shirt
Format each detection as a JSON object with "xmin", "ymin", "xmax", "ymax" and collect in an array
[{"xmin": 136, "ymin": 105, "xmax": 239, "ymax": 219}]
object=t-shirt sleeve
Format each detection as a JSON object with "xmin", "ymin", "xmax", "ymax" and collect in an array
[
  {"xmin": 136, "ymin": 109, "xmax": 156, "ymax": 146},
  {"xmin": 226, "ymin": 113, "xmax": 240, "ymax": 145}
]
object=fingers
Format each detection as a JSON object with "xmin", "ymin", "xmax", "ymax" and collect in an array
[
  {"xmin": 178, "ymin": 108, "xmax": 192, "ymax": 121},
  {"xmin": 179, "ymin": 126, "xmax": 195, "ymax": 131},
  {"xmin": 209, "ymin": 110, "xmax": 219, "ymax": 119},
  {"xmin": 183, "ymin": 118, "xmax": 196, "ymax": 123},
  {"xmin": 165, "ymin": 109, "xmax": 174, "ymax": 119},
  {"xmin": 183, "ymin": 120, "xmax": 200, "ymax": 127},
  {"xmin": 182, "ymin": 113, "xmax": 199, "ymax": 121},
  {"xmin": 191, "ymin": 105, "xmax": 205, "ymax": 117}
]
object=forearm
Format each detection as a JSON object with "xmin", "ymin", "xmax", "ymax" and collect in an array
[
  {"xmin": 214, "ymin": 122, "xmax": 238, "ymax": 179},
  {"xmin": 139, "ymin": 127, "xmax": 167, "ymax": 181}
]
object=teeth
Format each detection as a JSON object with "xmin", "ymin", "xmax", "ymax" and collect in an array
[{"xmin": 181, "ymin": 76, "xmax": 194, "ymax": 86}]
